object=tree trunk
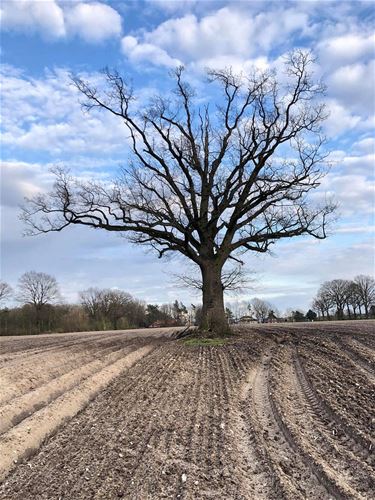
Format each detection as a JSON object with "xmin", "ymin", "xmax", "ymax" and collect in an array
[{"xmin": 199, "ymin": 261, "xmax": 229, "ymax": 336}]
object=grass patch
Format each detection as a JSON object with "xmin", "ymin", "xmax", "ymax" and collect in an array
[{"xmin": 183, "ymin": 337, "xmax": 229, "ymax": 347}]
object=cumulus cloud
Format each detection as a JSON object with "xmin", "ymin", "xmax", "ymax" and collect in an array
[
  {"xmin": 323, "ymin": 99, "xmax": 362, "ymax": 137},
  {"xmin": 147, "ymin": 0, "xmax": 200, "ymax": 13},
  {"xmin": 0, "ymin": 0, "xmax": 122, "ymax": 42},
  {"xmin": 121, "ymin": 6, "xmax": 309, "ymax": 67},
  {"xmin": 0, "ymin": 0, "xmax": 66, "ymax": 38},
  {"xmin": 328, "ymin": 149, "xmax": 375, "ymax": 176},
  {"xmin": 64, "ymin": 2, "xmax": 122, "ymax": 43},
  {"xmin": 0, "ymin": 66, "xmax": 129, "ymax": 154},
  {"xmin": 318, "ymin": 32, "xmax": 375, "ymax": 67},
  {"xmin": 121, "ymin": 35, "xmax": 181, "ymax": 68},
  {"xmin": 328, "ymin": 60, "xmax": 375, "ymax": 114},
  {"xmin": 119, "ymin": 3, "xmax": 374, "ymax": 142},
  {"xmin": 320, "ymin": 173, "xmax": 375, "ymax": 218},
  {"xmin": 352, "ymin": 137, "xmax": 375, "ymax": 154}
]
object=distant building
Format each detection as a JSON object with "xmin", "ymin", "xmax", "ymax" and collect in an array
[
  {"xmin": 239, "ymin": 315, "xmax": 258, "ymax": 323},
  {"xmin": 265, "ymin": 310, "xmax": 284, "ymax": 323}
]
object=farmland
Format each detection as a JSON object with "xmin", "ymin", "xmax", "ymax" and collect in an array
[{"xmin": 0, "ymin": 321, "xmax": 374, "ymax": 499}]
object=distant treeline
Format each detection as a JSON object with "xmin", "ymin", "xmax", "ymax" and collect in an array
[
  {"xmin": 311, "ymin": 275, "xmax": 375, "ymax": 320},
  {"xmin": 0, "ymin": 272, "xmax": 190, "ymax": 336},
  {"xmin": 1, "ymin": 272, "xmax": 374, "ymax": 335}
]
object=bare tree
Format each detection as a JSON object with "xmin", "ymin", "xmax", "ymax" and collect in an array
[
  {"xmin": 0, "ymin": 282, "xmax": 13, "ymax": 305},
  {"xmin": 312, "ymin": 297, "xmax": 325, "ymax": 319},
  {"xmin": 250, "ymin": 298, "xmax": 272, "ymax": 322},
  {"xmin": 346, "ymin": 281, "xmax": 363, "ymax": 318},
  {"xmin": 174, "ymin": 264, "xmax": 254, "ymax": 295},
  {"xmin": 17, "ymin": 271, "xmax": 60, "ymax": 326},
  {"xmin": 79, "ymin": 288, "xmax": 103, "ymax": 321},
  {"xmin": 354, "ymin": 275, "xmax": 375, "ymax": 319},
  {"xmin": 343, "ymin": 280, "xmax": 355, "ymax": 319},
  {"xmin": 102, "ymin": 289, "xmax": 133, "ymax": 328},
  {"xmin": 22, "ymin": 51, "xmax": 334, "ymax": 335},
  {"xmin": 80, "ymin": 287, "xmax": 133, "ymax": 329},
  {"xmin": 312, "ymin": 286, "xmax": 334, "ymax": 319},
  {"xmin": 318, "ymin": 279, "xmax": 349, "ymax": 320}
]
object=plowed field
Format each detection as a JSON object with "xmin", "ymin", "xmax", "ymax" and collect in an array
[{"xmin": 0, "ymin": 321, "xmax": 374, "ymax": 499}]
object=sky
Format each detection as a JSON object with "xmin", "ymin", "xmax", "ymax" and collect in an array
[{"xmin": 0, "ymin": 0, "xmax": 374, "ymax": 314}]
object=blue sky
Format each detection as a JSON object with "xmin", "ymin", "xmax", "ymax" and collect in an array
[{"xmin": 1, "ymin": 0, "xmax": 374, "ymax": 313}]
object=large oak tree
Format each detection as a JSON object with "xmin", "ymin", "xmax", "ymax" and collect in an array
[{"xmin": 22, "ymin": 51, "xmax": 334, "ymax": 335}]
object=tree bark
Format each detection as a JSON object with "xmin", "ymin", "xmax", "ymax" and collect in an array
[
  {"xmin": 199, "ymin": 261, "xmax": 229, "ymax": 336},
  {"xmin": 346, "ymin": 304, "xmax": 351, "ymax": 319}
]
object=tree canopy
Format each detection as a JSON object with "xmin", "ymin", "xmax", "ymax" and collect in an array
[{"xmin": 22, "ymin": 51, "xmax": 334, "ymax": 334}]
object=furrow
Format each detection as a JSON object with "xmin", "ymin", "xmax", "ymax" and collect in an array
[
  {"xmin": 91, "ymin": 346, "xmax": 185, "ymax": 499},
  {"xmin": 297, "ymin": 339, "xmax": 374, "ymax": 440},
  {"xmin": 0, "ymin": 344, "xmax": 154, "ymax": 483},
  {"xmin": 0, "ymin": 343, "xmax": 138, "ymax": 435},
  {"xmin": 272, "ymin": 346, "xmax": 373, "ymax": 498},
  {"xmin": 239, "ymin": 363, "xmax": 287, "ymax": 499},
  {"xmin": 252, "ymin": 351, "xmax": 340, "ymax": 499},
  {"xmin": 295, "ymin": 349, "xmax": 374, "ymax": 464},
  {"xmin": 336, "ymin": 338, "xmax": 375, "ymax": 379},
  {"xmin": 0, "ymin": 340, "xmax": 135, "ymax": 406}
]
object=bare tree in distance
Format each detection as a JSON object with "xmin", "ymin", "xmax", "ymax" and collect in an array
[
  {"xmin": 102, "ymin": 289, "xmax": 133, "ymax": 329},
  {"xmin": 250, "ymin": 298, "xmax": 272, "ymax": 322},
  {"xmin": 22, "ymin": 51, "xmax": 335, "ymax": 335},
  {"xmin": 79, "ymin": 288, "xmax": 103, "ymax": 321},
  {"xmin": 17, "ymin": 271, "xmax": 60, "ymax": 326},
  {"xmin": 313, "ymin": 277, "xmax": 375, "ymax": 320},
  {"xmin": 0, "ymin": 282, "xmax": 13, "ymax": 305},
  {"xmin": 319, "ymin": 279, "xmax": 349, "ymax": 320},
  {"xmin": 173, "ymin": 264, "xmax": 255, "ymax": 295},
  {"xmin": 347, "ymin": 281, "xmax": 363, "ymax": 319},
  {"xmin": 354, "ymin": 275, "xmax": 375, "ymax": 319},
  {"xmin": 80, "ymin": 288, "xmax": 133, "ymax": 329},
  {"xmin": 312, "ymin": 292, "xmax": 333, "ymax": 320}
]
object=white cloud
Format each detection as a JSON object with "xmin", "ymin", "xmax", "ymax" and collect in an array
[
  {"xmin": 121, "ymin": 6, "xmax": 309, "ymax": 67},
  {"xmin": 226, "ymin": 234, "xmax": 375, "ymax": 313},
  {"xmin": 0, "ymin": 67, "xmax": 129, "ymax": 153},
  {"xmin": 0, "ymin": 0, "xmax": 66, "ymax": 38},
  {"xmin": 318, "ymin": 33, "xmax": 375, "ymax": 67},
  {"xmin": 65, "ymin": 2, "xmax": 122, "ymax": 43},
  {"xmin": 328, "ymin": 60, "xmax": 375, "ymax": 114},
  {"xmin": 341, "ymin": 153, "xmax": 375, "ymax": 176},
  {"xmin": 323, "ymin": 99, "xmax": 362, "ymax": 137},
  {"xmin": 335, "ymin": 225, "xmax": 375, "ymax": 234},
  {"xmin": 0, "ymin": 0, "xmax": 122, "ymax": 43},
  {"xmin": 146, "ymin": 10, "xmax": 253, "ymax": 60},
  {"xmin": 321, "ymin": 173, "xmax": 375, "ymax": 217},
  {"xmin": 328, "ymin": 149, "xmax": 375, "ymax": 176},
  {"xmin": 121, "ymin": 36, "xmax": 181, "ymax": 68},
  {"xmin": 147, "ymin": 0, "xmax": 200, "ymax": 13},
  {"xmin": 352, "ymin": 137, "xmax": 375, "ymax": 154},
  {"xmin": 0, "ymin": 161, "xmax": 52, "ymax": 208}
]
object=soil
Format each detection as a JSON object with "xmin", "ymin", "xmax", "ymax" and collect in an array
[{"xmin": 0, "ymin": 321, "xmax": 374, "ymax": 499}]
